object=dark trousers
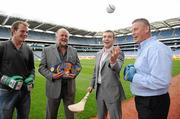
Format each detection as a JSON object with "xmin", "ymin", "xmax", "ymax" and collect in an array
[
  {"xmin": 135, "ymin": 93, "xmax": 170, "ymax": 119},
  {"xmin": 0, "ymin": 88, "xmax": 30, "ymax": 119},
  {"xmin": 46, "ymin": 80, "xmax": 75, "ymax": 119}
]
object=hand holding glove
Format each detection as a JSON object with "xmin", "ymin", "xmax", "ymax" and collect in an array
[
  {"xmin": 24, "ymin": 74, "xmax": 34, "ymax": 91},
  {"xmin": 124, "ymin": 64, "xmax": 136, "ymax": 82},
  {"xmin": 1, "ymin": 75, "xmax": 23, "ymax": 90}
]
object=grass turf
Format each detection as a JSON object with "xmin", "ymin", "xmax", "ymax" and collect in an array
[{"xmin": 27, "ymin": 59, "xmax": 180, "ymax": 119}]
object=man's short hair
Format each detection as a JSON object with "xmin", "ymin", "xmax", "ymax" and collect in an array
[
  {"xmin": 132, "ymin": 18, "xmax": 151, "ymax": 31},
  {"xmin": 11, "ymin": 21, "xmax": 29, "ymax": 35},
  {"xmin": 56, "ymin": 28, "xmax": 70, "ymax": 37},
  {"xmin": 104, "ymin": 30, "xmax": 115, "ymax": 39}
]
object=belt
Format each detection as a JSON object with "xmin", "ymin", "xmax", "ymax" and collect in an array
[{"xmin": 136, "ymin": 93, "xmax": 169, "ymax": 99}]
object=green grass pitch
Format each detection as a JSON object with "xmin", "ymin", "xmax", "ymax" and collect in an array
[{"xmin": 28, "ymin": 59, "xmax": 180, "ymax": 119}]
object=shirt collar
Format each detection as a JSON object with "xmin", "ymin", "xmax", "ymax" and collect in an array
[
  {"xmin": 56, "ymin": 43, "xmax": 68, "ymax": 49},
  {"xmin": 139, "ymin": 36, "xmax": 156, "ymax": 50},
  {"xmin": 103, "ymin": 46, "xmax": 114, "ymax": 53}
]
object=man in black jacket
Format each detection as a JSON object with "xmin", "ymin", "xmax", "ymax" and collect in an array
[{"xmin": 0, "ymin": 21, "xmax": 35, "ymax": 119}]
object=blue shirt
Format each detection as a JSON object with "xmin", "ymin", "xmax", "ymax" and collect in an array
[{"xmin": 131, "ymin": 37, "xmax": 173, "ymax": 96}]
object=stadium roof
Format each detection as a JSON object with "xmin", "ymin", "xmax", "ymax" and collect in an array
[{"xmin": 0, "ymin": 13, "xmax": 180, "ymax": 37}]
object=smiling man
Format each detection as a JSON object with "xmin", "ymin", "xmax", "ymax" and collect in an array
[
  {"xmin": 124, "ymin": 18, "xmax": 173, "ymax": 119},
  {"xmin": 0, "ymin": 21, "xmax": 35, "ymax": 119},
  {"xmin": 87, "ymin": 30, "xmax": 125, "ymax": 119},
  {"xmin": 38, "ymin": 28, "xmax": 81, "ymax": 119}
]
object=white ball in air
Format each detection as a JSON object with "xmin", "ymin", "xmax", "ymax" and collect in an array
[{"xmin": 106, "ymin": 4, "xmax": 116, "ymax": 13}]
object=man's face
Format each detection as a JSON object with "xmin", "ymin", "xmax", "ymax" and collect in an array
[
  {"xmin": 131, "ymin": 22, "xmax": 148, "ymax": 43},
  {"xmin": 13, "ymin": 24, "xmax": 28, "ymax": 42},
  {"xmin": 56, "ymin": 30, "xmax": 69, "ymax": 47},
  {"xmin": 102, "ymin": 32, "xmax": 115, "ymax": 49}
]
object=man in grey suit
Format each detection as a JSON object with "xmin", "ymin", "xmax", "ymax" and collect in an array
[
  {"xmin": 87, "ymin": 30, "xmax": 125, "ymax": 119},
  {"xmin": 38, "ymin": 28, "xmax": 81, "ymax": 119}
]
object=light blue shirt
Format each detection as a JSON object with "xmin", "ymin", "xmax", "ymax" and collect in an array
[{"xmin": 131, "ymin": 36, "xmax": 173, "ymax": 96}]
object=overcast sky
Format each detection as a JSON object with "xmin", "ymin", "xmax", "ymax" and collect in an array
[{"xmin": 0, "ymin": 0, "xmax": 179, "ymax": 32}]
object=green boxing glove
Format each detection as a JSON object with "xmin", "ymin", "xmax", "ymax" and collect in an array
[
  {"xmin": 24, "ymin": 74, "xmax": 34, "ymax": 85},
  {"xmin": 1, "ymin": 75, "xmax": 23, "ymax": 90},
  {"xmin": 24, "ymin": 74, "xmax": 34, "ymax": 91}
]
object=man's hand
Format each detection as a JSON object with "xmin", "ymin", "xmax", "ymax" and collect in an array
[
  {"xmin": 1, "ymin": 75, "xmax": 23, "ymax": 90},
  {"xmin": 52, "ymin": 71, "xmax": 64, "ymax": 80},
  {"xmin": 87, "ymin": 87, "xmax": 93, "ymax": 93},
  {"xmin": 110, "ymin": 46, "xmax": 121, "ymax": 64},
  {"xmin": 124, "ymin": 64, "xmax": 136, "ymax": 82},
  {"xmin": 61, "ymin": 73, "xmax": 76, "ymax": 79},
  {"xmin": 66, "ymin": 73, "xmax": 76, "ymax": 79},
  {"xmin": 24, "ymin": 74, "xmax": 34, "ymax": 91}
]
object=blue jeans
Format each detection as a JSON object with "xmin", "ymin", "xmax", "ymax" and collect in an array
[{"xmin": 0, "ymin": 88, "xmax": 30, "ymax": 119}]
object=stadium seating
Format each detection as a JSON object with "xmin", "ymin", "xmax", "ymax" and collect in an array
[
  {"xmin": 117, "ymin": 36, "xmax": 127, "ymax": 43},
  {"xmin": 0, "ymin": 26, "xmax": 180, "ymax": 59},
  {"xmin": 28, "ymin": 31, "xmax": 55, "ymax": 41},
  {"xmin": 175, "ymin": 49, "xmax": 180, "ymax": 54},
  {"xmin": 174, "ymin": 28, "xmax": 180, "ymax": 37},
  {"xmin": 0, "ymin": 27, "xmax": 11, "ymax": 38},
  {"xmin": 69, "ymin": 36, "xmax": 100, "ymax": 44},
  {"xmin": 158, "ymin": 29, "xmax": 173, "ymax": 39},
  {"xmin": 152, "ymin": 31, "xmax": 160, "ymax": 37},
  {"xmin": 126, "ymin": 35, "xmax": 133, "ymax": 42},
  {"xmin": 33, "ymin": 51, "xmax": 42, "ymax": 60}
]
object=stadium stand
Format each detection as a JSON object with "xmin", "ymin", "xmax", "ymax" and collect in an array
[
  {"xmin": 126, "ymin": 35, "xmax": 133, "ymax": 43},
  {"xmin": 174, "ymin": 28, "xmax": 180, "ymax": 37},
  {"xmin": 69, "ymin": 36, "xmax": 100, "ymax": 45},
  {"xmin": 117, "ymin": 36, "xmax": 127, "ymax": 43},
  {"xmin": 151, "ymin": 31, "xmax": 160, "ymax": 37},
  {"xmin": 0, "ymin": 13, "xmax": 180, "ymax": 60},
  {"xmin": 0, "ymin": 27, "xmax": 10, "ymax": 38},
  {"xmin": 33, "ymin": 51, "xmax": 42, "ymax": 60},
  {"xmin": 28, "ymin": 31, "xmax": 55, "ymax": 41},
  {"xmin": 158, "ymin": 29, "xmax": 173, "ymax": 39}
]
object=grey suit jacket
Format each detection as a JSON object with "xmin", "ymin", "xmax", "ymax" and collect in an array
[
  {"xmin": 90, "ymin": 48, "xmax": 126, "ymax": 103},
  {"xmin": 38, "ymin": 44, "xmax": 81, "ymax": 99}
]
